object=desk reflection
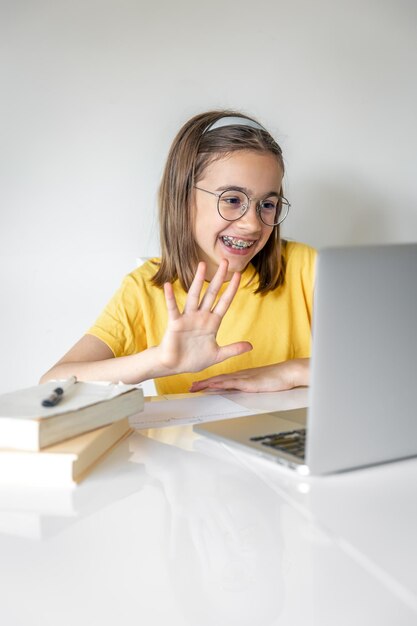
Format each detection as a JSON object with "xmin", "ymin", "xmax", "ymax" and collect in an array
[
  {"xmin": 129, "ymin": 430, "xmax": 286, "ymax": 625},
  {"xmin": 0, "ymin": 436, "xmax": 146, "ymax": 541}
]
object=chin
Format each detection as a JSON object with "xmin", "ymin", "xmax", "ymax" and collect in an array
[{"xmin": 224, "ymin": 257, "xmax": 253, "ymax": 275}]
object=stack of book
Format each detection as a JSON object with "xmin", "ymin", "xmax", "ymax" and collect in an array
[{"xmin": 0, "ymin": 379, "xmax": 144, "ymax": 487}]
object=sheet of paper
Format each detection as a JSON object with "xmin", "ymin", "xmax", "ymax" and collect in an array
[
  {"xmin": 128, "ymin": 394, "xmax": 262, "ymax": 429},
  {"xmin": 221, "ymin": 388, "xmax": 309, "ymax": 412}
]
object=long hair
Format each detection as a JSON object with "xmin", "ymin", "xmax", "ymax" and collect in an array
[{"xmin": 152, "ymin": 110, "xmax": 287, "ymax": 294}]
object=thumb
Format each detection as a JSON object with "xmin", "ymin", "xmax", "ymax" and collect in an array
[{"xmin": 214, "ymin": 341, "xmax": 253, "ymax": 365}]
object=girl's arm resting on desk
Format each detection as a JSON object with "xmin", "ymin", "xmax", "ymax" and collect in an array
[
  {"xmin": 40, "ymin": 260, "xmax": 253, "ymax": 385},
  {"xmin": 189, "ymin": 358, "xmax": 310, "ymax": 393}
]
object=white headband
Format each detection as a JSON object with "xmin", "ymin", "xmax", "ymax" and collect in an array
[{"xmin": 203, "ymin": 116, "xmax": 265, "ymax": 134}]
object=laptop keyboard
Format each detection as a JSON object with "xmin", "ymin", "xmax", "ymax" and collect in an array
[{"xmin": 250, "ymin": 428, "xmax": 306, "ymax": 459}]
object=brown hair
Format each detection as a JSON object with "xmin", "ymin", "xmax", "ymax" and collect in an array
[{"xmin": 152, "ymin": 110, "xmax": 287, "ymax": 294}]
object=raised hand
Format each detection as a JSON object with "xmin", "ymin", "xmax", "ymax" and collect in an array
[{"xmin": 157, "ymin": 259, "xmax": 253, "ymax": 375}]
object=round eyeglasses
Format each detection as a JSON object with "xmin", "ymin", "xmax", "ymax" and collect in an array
[{"xmin": 194, "ymin": 186, "xmax": 290, "ymax": 226}]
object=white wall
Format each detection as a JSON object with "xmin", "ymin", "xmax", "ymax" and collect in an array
[{"xmin": 1, "ymin": 0, "xmax": 416, "ymax": 393}]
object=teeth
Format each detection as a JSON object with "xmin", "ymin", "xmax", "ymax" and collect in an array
[{"xmin": 221, "ymin": 236, "xmax": 255, "ymax": 249}]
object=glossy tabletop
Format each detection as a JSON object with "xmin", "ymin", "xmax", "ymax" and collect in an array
[{"xmin": 1, "ymin": 389, "xmax": 416, "ymax": 626}]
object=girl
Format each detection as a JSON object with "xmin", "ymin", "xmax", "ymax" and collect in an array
[{"xmin": 41, "ymin": 111, "xmax": 316, "ymax": 393}]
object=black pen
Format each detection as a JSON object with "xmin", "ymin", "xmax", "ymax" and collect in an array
[{"xmin": 41, "ymin": 376, "xmax": 77, "ymax": 407}]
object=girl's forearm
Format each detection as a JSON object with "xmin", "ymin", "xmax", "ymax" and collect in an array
[{"xmin": 40, "ymin": 346, "xmax": 171, "ymax": 385}]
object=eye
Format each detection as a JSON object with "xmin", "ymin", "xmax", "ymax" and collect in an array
[
  {"xmin": 219, "ymin": 191, "xmax": 246, "ymax": 208},
  {"xmin": 260, "ymin": 198, "xmax": 278, "ymax": 212},
  {"xmin": 223, "ymin": 196, "xmax": 241, "ymax": 205}
]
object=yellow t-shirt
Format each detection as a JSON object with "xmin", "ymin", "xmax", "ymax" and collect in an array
[{"xmin": 87, "ymin": 240, "xmax": 316, "ymax": 394}]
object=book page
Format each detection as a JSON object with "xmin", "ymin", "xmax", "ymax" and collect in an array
[{"xmin": 0, "ymin": 382, "xmax": 141, "ymax": 419}]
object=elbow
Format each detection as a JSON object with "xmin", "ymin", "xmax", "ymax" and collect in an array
[
  {"xmin": 39, "ymin": 372, "xmax": 51, "ymax": 384},
  {"xmin": 39, "ymin": 368, "xmax": 58, "ymax": 384}
]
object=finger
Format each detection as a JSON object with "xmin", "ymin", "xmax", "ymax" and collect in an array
[
  {"xmin": 190, "ymin": 364, "xmax": 257, "ymax": 391},
  {"xmin": 190, "ymin": 369, "xmax": 236, "ymax": 387},
  {"xmin": 206, "ymin": 378, "xmax": 256, "ymax": 392},
  {"xmin": 199, "ymin": 259, "xmax": 229, "ymax": 312},
  {"xmin": 212, "ymin": 271, "xmax": 241, "ymax": 318},
  {"xmin": 189, "ymin": 381, "xmax": 210, "ymax": 392},
  {"xmin": 183, "ymin": 262, "xmax": 206, "ymax": 314},
  {"xmin": 189, "ymin": 375, "xmax": 227, "ymax": 392},
  {"xmin": 213, "ymin": 340, "xmax": 253, "ymax": 365},
  {"xmin": 207, "ymin": 375, "xmax": 291, "ymax": 393},
  {"xmin": 164, "ymin": 282, "xmax": 181, "ymax": 321}
]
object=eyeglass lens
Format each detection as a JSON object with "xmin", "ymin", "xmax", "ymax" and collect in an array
[{"xmin": 218, "ymin": 190, "xmax": 288, "ymax": 226}]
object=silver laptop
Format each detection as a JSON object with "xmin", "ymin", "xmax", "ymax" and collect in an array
[{"xmin": 194, "ymin": 244, "xmax": 417, "ymax": 475}]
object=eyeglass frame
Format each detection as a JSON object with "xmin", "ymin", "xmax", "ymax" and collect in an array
[{"xmin": 193, "ymin": 185, "xmax": 290, "ymax": 227}]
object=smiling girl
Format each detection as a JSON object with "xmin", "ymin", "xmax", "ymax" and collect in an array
[{"xmin": 41, "ymin": 111, "xmax": 316, "ymax": 393}]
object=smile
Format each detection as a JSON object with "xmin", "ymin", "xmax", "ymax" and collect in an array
[{"xmin": 220, "ymin": 236, "xmax": 255, "ymax": 250}]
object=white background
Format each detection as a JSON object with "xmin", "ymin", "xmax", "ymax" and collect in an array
[{"xmin": 1, "ymin": 0, "xmax": 416, "ymax": 394}]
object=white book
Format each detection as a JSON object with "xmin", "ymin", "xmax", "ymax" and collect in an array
[
  {"xmin": 0, "ymin": 418, "xmax": 132, "ymax": 487},
  {"xmin": 0, "ymin": 380, "xmax": 143, "ymax": 451}
]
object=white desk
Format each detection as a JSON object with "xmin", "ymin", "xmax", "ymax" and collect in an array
[{"xmin": 0, "ymin": 389, "xmax": 416, "ymax": 625}]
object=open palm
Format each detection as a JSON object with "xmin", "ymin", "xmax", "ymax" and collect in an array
[{"xmin": 159, "ymin": 260, "xmax": 252, "ymax": 374}]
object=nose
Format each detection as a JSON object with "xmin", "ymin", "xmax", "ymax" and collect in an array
[{"xmin": 236, "ymin": 200, "xmax": 263, "ymax": 231}]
